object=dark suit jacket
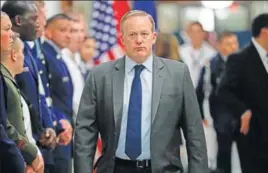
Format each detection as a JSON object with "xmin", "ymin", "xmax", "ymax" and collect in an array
[
  {"xmin": 0, "ymin": 71, "xmax": 24, "ymax": 173},
  {"xmin": 74, "ymin": 56, "xmax": 208, "ymax": 173},
  {"xmin": 196, "ymin": 54, "xmax": 237, "ymax": 133},
  {"xmin": 217, "ymin": 42, "xmax": 268, "ymax": 158}
]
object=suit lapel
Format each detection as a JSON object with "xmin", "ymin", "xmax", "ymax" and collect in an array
[
  {"xmin": 249, "ymin": 43, "xmax": 268, "ymax": 81},
  {"xmin": 151, "ymin": 56, "xmax": 164, "ymax": 125},
  {"xmin": 113, "ymin": 58, "xmax": 125, "ymax": 139}
]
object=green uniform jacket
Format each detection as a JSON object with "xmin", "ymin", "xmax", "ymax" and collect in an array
[{"xmin": 0, "ymin": 64, "xmax": 37, "ymax": 164}]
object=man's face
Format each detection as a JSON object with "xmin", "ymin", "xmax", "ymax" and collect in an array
[
  {"xmin": 121, "ymin": 16, "xmax": 156, "ymax": 60},
  {"xmin": 15, "ymin": 40, "xmax": 25, "ymax": 74},
  {"xmin": 80, "ymin": 38, "xmax": 95, "ymax": 62},
  {"xmin": 1, "ymin": 15, "xmax": 14, "ymax": 53},
  {"xmin": 37, "ymin": 6, "xmax": 46, "ymax": 37},
  {"xmin": 47, "ymin": 19, "xmax": 71, "ymax": 49},
  {"xmin": 18, "ymin": 5, "xmax": 40, "ymax": 41},
  {"xmin": 68, "ymin": 21, "xmax": 85, "ymax": 52},
  {"xmin": 188, "ymin": 24, "xmax": 206, "ymax": 46},
  {"xmin": 219, "ymin": 35, "xmax": 239, "ymax": 57}
]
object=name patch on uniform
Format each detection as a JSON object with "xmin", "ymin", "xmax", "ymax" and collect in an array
[
  {"xmin": 23, "ymin": 67, "xmax": 29, "ymax": 72},
  {"xmin": 62, "ymin": 76, "xmax": 69, "ymax": 82}
]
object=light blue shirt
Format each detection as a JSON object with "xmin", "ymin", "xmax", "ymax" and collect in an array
[{"xmin": 116, "ymin": 55, "xmax": 153, "ymax": 160}]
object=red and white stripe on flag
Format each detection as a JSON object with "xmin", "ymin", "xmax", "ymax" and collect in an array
[{"xmin": 90, "ymin": 1, "xmax": 130, "ymax": 65}]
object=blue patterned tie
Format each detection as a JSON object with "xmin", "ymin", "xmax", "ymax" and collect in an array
[{"xmin": 125, "ymin": 64, "xmax": 145, "ymax": 160}]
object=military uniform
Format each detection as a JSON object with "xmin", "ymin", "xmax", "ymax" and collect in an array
[
  {"xmin": 41, "ymin": 39, "xmax": 74, "ymax": 173},
  {"xmin": 1, "ymin": 64, "xmax": 38, "ymax": 165}
]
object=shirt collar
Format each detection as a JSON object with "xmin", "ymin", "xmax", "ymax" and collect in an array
[
  {"xmin": 125, "ymin": 53, "xmax": 153, "ymax": 74},
  {"xmin": 44, "ymin": 37, "xmax": 62, "ymax": 55},
  {"xmin": 26, "ymin": 41, "xmax": 35, "ymax": 49},
  {"xmin": 252, "ymin": 38, "xmax": 268, "ymax": 60}
]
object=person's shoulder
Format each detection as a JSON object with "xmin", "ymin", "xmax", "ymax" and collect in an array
[
  {"xmin": 157, "ymin": 57, "xmax": 186, "ymax": 73},
  {"xmin": 90, "ymin": 57, "xmax": 124, "ymax": 76}
]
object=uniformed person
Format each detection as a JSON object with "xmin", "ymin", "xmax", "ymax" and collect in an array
[
  {"xmin": 1, "ymin": 33, "xmax": 44, "ymax": 173},
  {"xmin": 2, "ymin": 2, "xmax": 57, "ymax": 172},
  {"xmin": 0, "ymin": 11, "xmax": 25, "ymax": 173},
  {"xmin": 43, "ymin": 13, "xmax": 74, "ymax": 173}
]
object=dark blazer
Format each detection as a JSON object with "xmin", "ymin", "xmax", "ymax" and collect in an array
[
  {"xmin": 33, "ymin": 39, "xmax": 64, "ymax": 135},
  {"xmin": 196, "ymin": 54, "xmax": 237, "ymax": 133},
  {"xmin": 41, "ymin": 39, "xmax": 74, "ymax": 160},
  {"xmin": 74, "ymin": 56, "xmax": 208, "ymax": 173},
  {"xmin": 0, "ymin": 70, "xmax": 24, "ymax": 173},
  {"xmin": 15, "ymin": 42, "xmax": 55, "ymax": 165},
  {"xmin": 217, "ymin": 42, "xmax": 268, "ymax": 158},
  {"xmin": 1, "ymin": 64, "xmax": 38, "ymax": 165}
]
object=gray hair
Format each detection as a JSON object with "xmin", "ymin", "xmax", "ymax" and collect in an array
[{"xmin": 120, "ymin": 10, "xmax": 155, "ymax": 33}]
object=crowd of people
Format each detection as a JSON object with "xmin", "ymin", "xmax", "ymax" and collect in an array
[{"xmin": 0, "ymin": 1, "xmax": 267, "ymax": 173}]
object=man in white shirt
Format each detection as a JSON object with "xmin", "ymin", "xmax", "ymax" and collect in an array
[
  {"xmin": 61, "ymin": 17, "xmax": 85, "ymax": 120},
  {"xmin": 180, "ymin": 21, "xmax": 217, "ymax": 88}
]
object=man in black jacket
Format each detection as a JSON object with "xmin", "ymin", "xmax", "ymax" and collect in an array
[
  {"xmin": 217, "ymin": 13, "xmax": 268, "ymax": 173},
  {"xmin": 196, "ymin": 31, "xmax": 239, "ymax": 173}
]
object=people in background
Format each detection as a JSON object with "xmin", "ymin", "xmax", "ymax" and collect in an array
[
  {"xmin": 217, "ymin": 13, "xmax": 268, "ymax": 173},
  {"xmin": 154, "ymin": 32, "xmax": 181, "ymax": 61},
  {"xmin": 78, "ymin": 36, "xmax": 96, "ymax": 79},
  {"xmin": 43, "ymin": 13, "xmax": 74, "ymax": 173},
  {"xmin": 196, "ymin": 31, "xmax": 240, "ymax": 173},
  {"xmin": 0, "ymin": 10, "xmax": 25, "ymax": 173},
  {"xmin": 180, "ymin": 21, "xmax": 217, "ymax": 88},
  {"xmin": 2, "ymin": 2, "xmax": 57, "ymax": 173},
  {"xmin": 61, "ymin": 17, "xmax": 86, "ymax": 120},
  {"xmin": 1, "ymin": 33, "xmax": 44, "ymax": 173}
]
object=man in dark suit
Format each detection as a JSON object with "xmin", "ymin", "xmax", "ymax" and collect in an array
[
  {"xmin": 0, "ymin": 11, "xmax": 25, "ymax": 173},
  {"xmin": 217, "ymin": 13, "xmax": 268, "ymax": 173},
  {"xmin": 74, "ymin": 10, "xmax": 208, "ymax": 173},
  {"xmin": 196, "ymin": 31, "xmax": 242, "ymax": 173}
]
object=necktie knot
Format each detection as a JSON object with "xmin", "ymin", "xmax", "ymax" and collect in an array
[{"xmin": 134, "ymin": 64, "xmax": 145, "ymax": 76}]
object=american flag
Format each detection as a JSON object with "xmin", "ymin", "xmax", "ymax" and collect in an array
[{"xmin": 90, "ymin": 1, "xmax": 130, "ymax": 65}]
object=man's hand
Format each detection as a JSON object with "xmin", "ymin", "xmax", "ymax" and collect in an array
[
  {"xmin": 202, "ymin": 119, "xmax": 209, "ymax": 127},
  {"xmin": 25, "ymin": 165, "xmax": 35, "ymax": 173},
  {"xmin": 57, "ymin": 119, "xmax": 73, "ymax": 146},
  {"xmin": 240, "ymin": 110, "xmax": 252, "ymax": 135},
  {"xmin": 39, "ymin": 128, "xmax": 57, "ymax": 149},
  {"xmin": 31, "ymin": 155, "xmax": 44, "ymax": 173}
]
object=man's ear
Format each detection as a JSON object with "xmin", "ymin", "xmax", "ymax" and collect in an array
[
  {"xmin": 14, "ymin": 15, "xmax": 23, "ymax": 27},
  {"xmin": 10, "ymin": 49, "xmax": 17, "ymax": 61}
]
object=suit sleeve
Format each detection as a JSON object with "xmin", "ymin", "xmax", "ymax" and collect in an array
[
  {"xmin": 181, "ymin": 65, "xmax": 208, "ymax": 173},
  {"xmin": 217, "ymin": 54, "xmax": 247, "ymax": 119},
  {"xmin": 74, "ymin": 70, "xmax": 98, "ymax": 173},
  {"xmin": 196, "ymin": 67, "xmax": 205, "ymax": 120},
  {"xmin": 6, "ymin": 119, "xmax": 38, "ymax": 165}
]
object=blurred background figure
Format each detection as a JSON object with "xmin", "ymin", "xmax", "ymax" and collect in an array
[
  {"xmin": 154, "ymin": 32, "xmax": 181, "ymax": 61},
  {"xmin": 180, "ymin": 21, "xmax": 217, "ymax": 88},
  {"xmin": 196, "ymin": 31, "xmax": 240, "ymax": 173},
  {"xmin": 0, "ymin": 10, "xmax": 25, "ymax": 173},
  {"xmin": 78, "ymin": 36, "xmax": 96, "ymax": 79}
]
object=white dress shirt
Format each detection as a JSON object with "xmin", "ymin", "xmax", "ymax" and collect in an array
[
  {"xmin": 21, "ymin": 96, "xmax": 41, "ymax": 155},
  {"xmin": 61, "ymin": 48, "xmax": 85, "ymax": 119},
  {"xmin": 252, "ymin": 38, "xmax": 268, "ymax": 73},
  {"xmin": 116, "ymin": 55, "xmax": 153, "ymax": 160},
  {"xmin": 180, "ymin": 42, "xmax": 217, "ymax": 88}
]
